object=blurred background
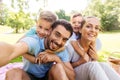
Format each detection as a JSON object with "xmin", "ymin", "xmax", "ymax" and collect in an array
[{"xmin": 0, "ymin": 0, "xmax": 120, "ymax": 62}]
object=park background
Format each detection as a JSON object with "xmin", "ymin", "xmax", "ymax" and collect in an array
[{"xmin": 0, "ymin": 0, "xmax": 120, "ymax": 62}]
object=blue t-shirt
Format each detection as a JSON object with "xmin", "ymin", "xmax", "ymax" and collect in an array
[
  {"xmin": 25, "ymin": 26, "xmax": 36, "ymax": 36},
  {"xmin": 21, "ymin": 35, "xmax": 69, "ymax": 78}
]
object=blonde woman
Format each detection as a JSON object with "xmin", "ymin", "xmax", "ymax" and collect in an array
[{"xmin": 66, "ymin": 16, "xmax": 120, "ymax": 80}]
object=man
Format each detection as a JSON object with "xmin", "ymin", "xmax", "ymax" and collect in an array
[{"xmin": 0, "ymin": 19, "xmax": 75, "ymax": 80}]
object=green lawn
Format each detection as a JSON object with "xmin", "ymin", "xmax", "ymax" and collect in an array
[
  {"xmin": 0, "ymin": 26, "xmax": 120, "ymax": 62},
  {"xmin": 98, "ymin": 32, "xmax": 120, "ymax": 61}
]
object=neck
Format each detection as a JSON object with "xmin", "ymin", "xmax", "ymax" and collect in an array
[
  {"xmin": 74, "ymin": 32, "xmax": 79, "ymax": 36},
  {"xmin": 78, "ymin": 38, "xmax": 90, "ymax": 52}
]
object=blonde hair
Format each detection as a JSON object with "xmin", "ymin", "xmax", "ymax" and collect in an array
[{"xmin": 38, "ymin": 11, "xmax": 58, "ymax": 23}]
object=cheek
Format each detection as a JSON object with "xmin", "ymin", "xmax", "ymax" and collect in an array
[
  {"xmin": 36, "ymin": 27, "xmax": 41, "ymax": 32},
  {"xmin": 96, "ymin": 31, "xmax": 99, "ymax": 36}
]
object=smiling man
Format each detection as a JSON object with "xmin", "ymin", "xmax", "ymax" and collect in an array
[{"xmin": 0, "ymin": 19, "xmax": 75, "ymax": 80}]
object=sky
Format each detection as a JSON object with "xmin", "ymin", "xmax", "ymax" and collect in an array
[{"xmin": 3, "ymin": 0, "xmax": 89, "ymax": 14}]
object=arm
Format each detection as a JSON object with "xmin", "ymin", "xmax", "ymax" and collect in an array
[
  {"xmin": 71, "ymin": 58, "xmax": 86, "ymax": 68},
  {"xmin": 0, "ymin": 42, "xmax": 28, "ymax": 67},
  {"xmin": 16, "ymin": 35, "xmax": 26, "ymax": 43},
  {"xmin": 23, "ymin": 53, "xmax": 36, "ymax": 64},
  {"xmin": 71, "ymin": 41, "xmax": 85, "ymax": 58},
  {"xmin": 71, "ymin": 53, "xmax": 90, "ymax": 68},
  {"xmin": 23, "ymin": 47, "xmax": 65, "ymax": 65}
]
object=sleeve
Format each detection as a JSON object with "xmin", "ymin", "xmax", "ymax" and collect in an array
[
  {"xmin": 58, "ymin": 49, "xmax": 69, "ymax": 62},
  {"xmin": 25, "ymin": 27, "xmax": 36, "ymax": 36},
  {"xmin": 20, "ymin": 37, "xmax": 39, "ymax": 55},
  {"xmin": 96, "ymin": 38, "xmax": 102, "ymax": 51},
  {"xmin": 65, "ymin": 41, "xmax": 75, "ymax": 61}
]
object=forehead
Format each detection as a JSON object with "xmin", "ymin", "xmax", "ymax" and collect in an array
[
  {"xmin": 71, "ymin": 16, "xmax": 83, "ymax": 21},
  {"xmin": 52, "ymin": 25, "xmax": 71, "ymax": 38},
  {"xmin": 38, "ymin": 19, "xmax": 52, "ymax": 27},
  {"xmin": 86, "ymin": 18, "xmax": 100, "ymax": 26}
]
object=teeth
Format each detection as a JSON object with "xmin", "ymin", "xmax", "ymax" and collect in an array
[
  {"xmin": 52, "ymin": 42, "xmax": 57, "ymax": 49},
  {"xmin": 89, "ymin": 34, "xmax": 94, "ymax": 37}
]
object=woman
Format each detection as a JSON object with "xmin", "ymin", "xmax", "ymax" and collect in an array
[{"xmin": 66, "ymin": 16, "xmax": 120, "ymax": 80}]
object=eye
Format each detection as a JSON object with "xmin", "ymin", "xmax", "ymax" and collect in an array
[
  {"xmin": 78, "ymin": 22, "xmax": 82, "ymax": 24},
  {"xmin": 86, "ymin": 25, "xmax": 91, "ymax": 28},
  {"xmin": 95, "ymin": 26, "xmax": 100, "ymax": 31},
  {"xmin": 45, "ymin": 29, "xmax": 49, "ymax": 31},
  {"xmin": 55, "ymin": 32, "xmax": 61, "ymax": 38},
  {"xmin": 38, "ymin": 26, "xmax": 42, "ymax": 29},
  {"xmin": 72, "ymin": 21, "xmax": 76, "ymax": 24},
  {"xmin": 63, "ymin": 38, "xmax": 68, "ymax": 42}
]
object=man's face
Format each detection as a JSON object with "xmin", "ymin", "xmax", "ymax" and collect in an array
[
  {"xmin": 71, "ymin": 16, "xmax": 83, "ymax": 34},
  {"xmin": 46, "ymin": 25, "xmax": 71, "ymax": 51}
]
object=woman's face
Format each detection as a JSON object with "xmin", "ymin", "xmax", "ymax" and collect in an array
[{"xmin": 80, "ymin": 17, "xmax": 100, "ymax": 42}]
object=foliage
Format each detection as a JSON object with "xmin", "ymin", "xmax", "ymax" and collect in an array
[
  {"xmin": 6, "ymin": 11, "xmax": 35, "ymax": 33},
  {"xmin": 0, "ymin": 3, "xmax": 9, "ymax": 25},
  {"xmin": 56, "ymin": 9, "xmax": 70, "ymax": 21},
  {"xmin": 1, "ymin": 0, "xmax": 36, "ymax": 33},
  {"xmin": 83, "ymin": 0, "xmax": 120, "ymax": 31},
  {"xmin": 98, "ymin": 51, "xmax": 110, "ymax": 62}
]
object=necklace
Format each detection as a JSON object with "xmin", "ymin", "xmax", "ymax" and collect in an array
[{"xmin": 77, "ymin": 40, "xmax": 84, "ymax": 51}]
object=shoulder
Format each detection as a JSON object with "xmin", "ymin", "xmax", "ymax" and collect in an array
[
  {"xmin": 20, "ymin": 35, "xmax": 44, "ymax": 54},
  {"xmin": 25, "ymin": 26, "xmax": 36, "ymax": 36},
  {"xmin": 65, "ymin": 39, "xmax": 76, "ymax": 51}
]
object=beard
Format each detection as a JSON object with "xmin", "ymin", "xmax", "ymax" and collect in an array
[{"xmin": 46, "ymin": 39, "xmax": 62, "ymax": 51}]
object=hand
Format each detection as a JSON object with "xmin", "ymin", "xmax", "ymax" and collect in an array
[
  {"xmin": 36, "ymin": 52, "xmax": 60, "ymax": 64},
  {"xmin": 83, "ymin": 53, "xmax": 90, "ymax": 62},
  {"xmin": 88, "ymin": 45, "xmax": 98, "ymax": 60}
]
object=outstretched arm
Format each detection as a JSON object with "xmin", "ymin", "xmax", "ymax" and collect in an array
[{"xmin": 0, "ymin": 42, "xmax": 28, "ymax": 67}]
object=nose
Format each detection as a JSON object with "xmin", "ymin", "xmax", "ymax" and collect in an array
[
  {"xmin": 57, "ymin": 38, "xmax": 63, "ymax": 45},
  {"xmin": 40, "ymin": 29, "xmax": 45, "ymax": 34},
  {"xmin": 91, "ymin": 27, "xmax": 96, "ymax": 32},
  {"xmin": 75, "ymin": 22, "xmax": 79, "ymax": 26}
]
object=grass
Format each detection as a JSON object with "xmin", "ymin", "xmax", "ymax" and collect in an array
[
  {"xmin": 98, "ymin": 32, "xmax": 120, "ymax": 61},
  {"xmin": 0, "ymin": 26, "xmax": 120, "ymax": 62}
]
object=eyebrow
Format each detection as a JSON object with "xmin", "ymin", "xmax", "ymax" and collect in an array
[
  {"xmin": 87, "ymin": 23, "xmax": 99, "ymax": 27},
  {"xmin": 57, "ymin": 31, "xmax": 69, "ymax": 41}
]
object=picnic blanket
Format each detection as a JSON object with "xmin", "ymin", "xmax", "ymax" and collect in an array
[{"xmin": 0, "ymin": 62, "xmax": 23, "ymax": 80}]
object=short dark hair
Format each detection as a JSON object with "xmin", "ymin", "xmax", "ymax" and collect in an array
[{"xmin": 51, "ymin": 19, "xmax": 73, "ymax": 37}]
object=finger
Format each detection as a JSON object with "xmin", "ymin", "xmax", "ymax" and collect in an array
[{"xmin": 37, "ymin": 52, "xmax": 46, "ymax": 57}]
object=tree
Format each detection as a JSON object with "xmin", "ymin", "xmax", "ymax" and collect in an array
[
  {"xmin": 0, "ymin": 3, "xmax": 9, "ymax": 25},
  {"xmin": 6, "ymin": 11, "xmax": 35, "ymax": 33},
  {"xmin": 6, "ymin": 0, "xmax": 36, "ymax": 33},
  {"xmin": 83, "ymin": 0, "xmax": 120, "ymax": 31},
  {"xmin": 56, "ymin": 9, "xmax": 70, "ymax": 21}
]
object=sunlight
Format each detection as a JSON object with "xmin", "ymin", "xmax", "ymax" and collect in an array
[{"xmin": 3, "ymin": 0, "xmax": 89, "ymax": 14}]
